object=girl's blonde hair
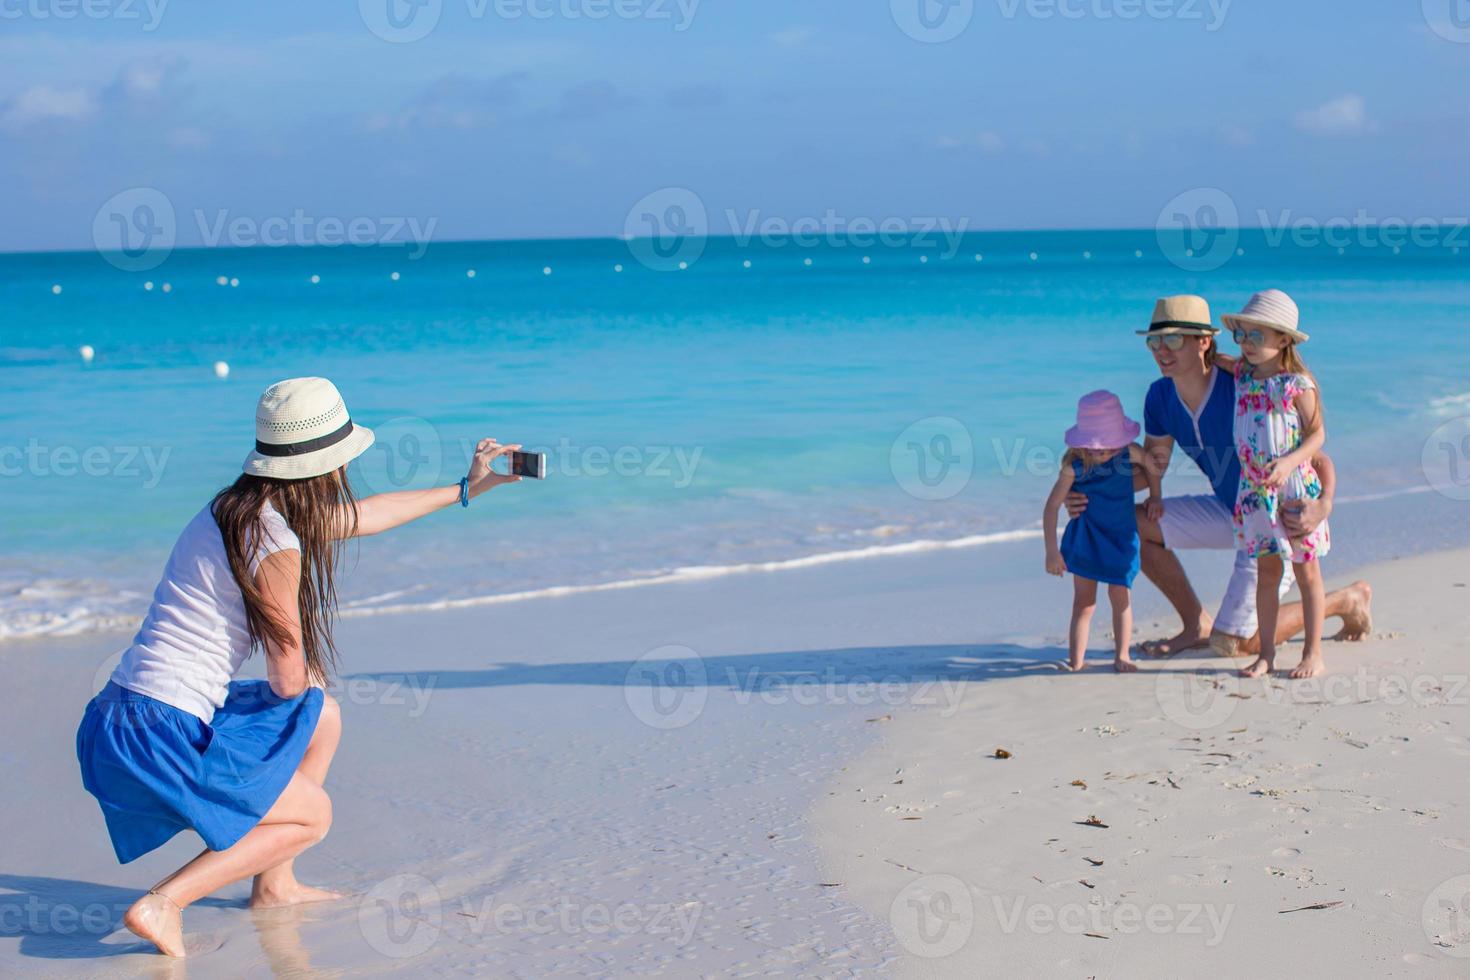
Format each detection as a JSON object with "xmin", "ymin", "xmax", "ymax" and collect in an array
[
  {"xmin": 1275, "ymin": 336, "xmax": 1323, "ymax": 429},
  {"xmin": 1278, "ymin": 335, "xmax": 1313, "ymax": 380}
]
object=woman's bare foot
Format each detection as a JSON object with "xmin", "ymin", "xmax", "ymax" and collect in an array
[
  {"xmin": 123, "ymin": 891, "xmax": 185, "ymax": 957},
  {"xmin": 249, "ymin": 882, "xmax": 347, "ymax": 910},
  {"xmin": 1239, "ymin": 656, "xmax": 1273, "ymax": 678},
  {"xmin": 1066, "ymin": 656, "xmax": 1086, "ymax": 672},
  {"xmin": 1290, "ymin": 650, "xmax": 1326, "ymax": 679},
  {"xmin": 1113, "ymin": 656, "xmax": 1139, "ymax": 673},
  {"xmin": 1331, "ymin": 581, "xmax": 1373, "ymax": 641},
  {"xmin": 1140, "ymin": 622, "xmax": 1212, "ymax": 658}
]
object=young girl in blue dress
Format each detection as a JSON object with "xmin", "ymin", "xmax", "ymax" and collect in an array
[
  {"xmin": 1043, "ymin": 390, "xmax": 1163, "ymax": 672},
  {"xmin": 75, "ymin": 377, "xmax": 525, "ymax": 957}
]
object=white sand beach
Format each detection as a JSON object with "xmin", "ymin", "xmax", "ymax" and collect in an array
[
  {"xmin": 1, "ymin": 525, "xmax": 1465, "ymax": 976},
  {"xmin": 815, "ymin": 548, "xmax": 1470, "ymax": 978}
]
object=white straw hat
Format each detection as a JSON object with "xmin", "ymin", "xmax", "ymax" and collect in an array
[
  {"xmin": 1136, "ymin": 295, "xmax": 1217, "ymax": 336},
  {"xmin": 1221, "ymin": 289, "xmax": 1308, "ymax": 343},
  {"xmin": 242, "ymin": 377, "xmax": 375, "ymax": 480}
]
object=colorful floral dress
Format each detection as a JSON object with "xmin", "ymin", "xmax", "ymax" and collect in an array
[{"xmin": 1232, "ymin": 362, "xmax": 1330, "ymax": 562}]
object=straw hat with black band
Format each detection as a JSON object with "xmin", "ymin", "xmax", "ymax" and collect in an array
[
  {"xmin": 1136, "ymin": 295, "xmax": 1218, "ymax": 337},
  {"xmin": 242, "ymin": 377, "xmax": 376, "ymax": 480}
]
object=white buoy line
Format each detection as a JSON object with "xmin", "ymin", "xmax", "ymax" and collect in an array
[{"xmin": 54, "ymin": 240, "xmax": 1431, "ymax": 310}]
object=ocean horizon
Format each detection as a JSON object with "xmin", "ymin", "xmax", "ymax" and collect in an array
[{"xmin": 5, "ymin": 228, "xmax": 1469, "ymax": 640}]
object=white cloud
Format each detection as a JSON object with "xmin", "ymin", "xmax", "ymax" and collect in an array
[
  {"xmin": 1295, "ymin": 94, "xmax": 1376, "ymax": 136},
  {"xmin": 0, "ymin": 85, "xmax": 97, "ymax": 130}
]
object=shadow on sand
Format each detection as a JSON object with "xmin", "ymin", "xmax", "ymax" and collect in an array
[{"xmin": 342, "ymin": 641, "xmax": 1243, "ymax": 693}]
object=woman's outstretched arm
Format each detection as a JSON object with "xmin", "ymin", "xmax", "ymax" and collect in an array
[{"xmin": 344, "ymin": 438, "xmax": 522, "ymax": 539}]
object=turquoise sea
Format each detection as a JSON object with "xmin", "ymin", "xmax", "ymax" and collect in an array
[{"xmin": 4, "ymin": 230, "xmax": 1469, "ymax": 638}]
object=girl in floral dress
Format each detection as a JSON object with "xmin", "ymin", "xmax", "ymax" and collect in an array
[{"xmin": 1224, "ymin": 290, "xmax": 1330, "ymax": 679}]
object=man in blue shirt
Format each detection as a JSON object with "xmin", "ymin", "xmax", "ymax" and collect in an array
[{"xmin": 1068, "ymin": 295, "xmax": 1372, "ymax": 657}]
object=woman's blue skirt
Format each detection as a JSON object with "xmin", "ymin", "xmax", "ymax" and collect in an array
[{"xmin": 76, "ymin": 680, "xmax": 323, "ymax": 864}]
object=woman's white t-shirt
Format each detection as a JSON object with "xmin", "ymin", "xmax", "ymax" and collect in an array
[{"xmin": 110, "ymin": 502, "xmax": 300, "ymax": 722}]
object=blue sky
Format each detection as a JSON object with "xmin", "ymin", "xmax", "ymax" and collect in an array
[{"xmin": 2, "ymin": 0, "xmax": 1466, "ymax": 251}]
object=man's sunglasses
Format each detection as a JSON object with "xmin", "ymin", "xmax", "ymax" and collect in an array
[
  {"xmin": 1145, "ymin": 334, "xmax": 1188, "ymax": 352},
  {"xmin": 1231, "ymin": 327, "xmax": 1270, "ymax": 346}
]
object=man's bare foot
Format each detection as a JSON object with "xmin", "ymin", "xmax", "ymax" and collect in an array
[
  {"xmin": 1114, "ymin": 657, "xmax": 1139, "ymax": 673},
  {"xmin": 1208, "ymin": 630, "xmax": 1253, "ymax": 658},
  {"xmin": 1290, "ymin": 651, "xmax": 1325, "ymax": 679},
  {"xmin": 249, "ymin": 882, "xmax": 347, "ymax": 910},
  {"xmin": 1140, "ymin": 624, "xmax": 1212, "ymax": 658},
  {"xmin": 1330, "ymin": 580, "xmax": 1373, "ymax": 641},
  {"xmin": 1239, "ymin": 656, "xmax": 1273, "ymax": 678},
  {"xmin": 124, "ymin": 891, "xmax": 185, "ymax": 957}
]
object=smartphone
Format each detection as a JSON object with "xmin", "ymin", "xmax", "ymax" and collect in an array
[{"xmin": 510, "ymin": 450, "xmax": 547, "ymax": 480}]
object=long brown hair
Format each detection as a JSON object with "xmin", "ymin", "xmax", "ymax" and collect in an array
[{"xmin": 212, "ymin": 470, "xmax": 357, "ymax": 685}]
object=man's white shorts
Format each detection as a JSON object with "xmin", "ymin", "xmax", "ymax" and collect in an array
[{"xmin": 1157, "ymin": 494, "xmax": 1294, "ymax": 639}]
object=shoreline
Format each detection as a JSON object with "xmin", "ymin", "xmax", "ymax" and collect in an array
[
  {"xmin": 811, "ymin": 546, "xmax": 1470, "ymax": 977},
  {"xmin": 1, "ymin": 477, "xmax": 1452, "ymax": 642}
]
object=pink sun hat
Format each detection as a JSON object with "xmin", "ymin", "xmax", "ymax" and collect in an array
[{"xmin": 1065, "ymin": 390, "xmax": 1141, "ymax": 450}]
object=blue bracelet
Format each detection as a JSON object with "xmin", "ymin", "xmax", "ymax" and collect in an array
[{"xmin": 458, "ymin": 477, "xmax": 470, "ymax": 508}]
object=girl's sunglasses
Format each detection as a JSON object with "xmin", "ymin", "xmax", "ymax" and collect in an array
[
  {"xmin": 1145, "ymin": 334, "xmax": 1187, "ymax": 352},
  {"xmin": 1231, "ymin": 327, "xmax": 1270, "ymax": 346}
]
